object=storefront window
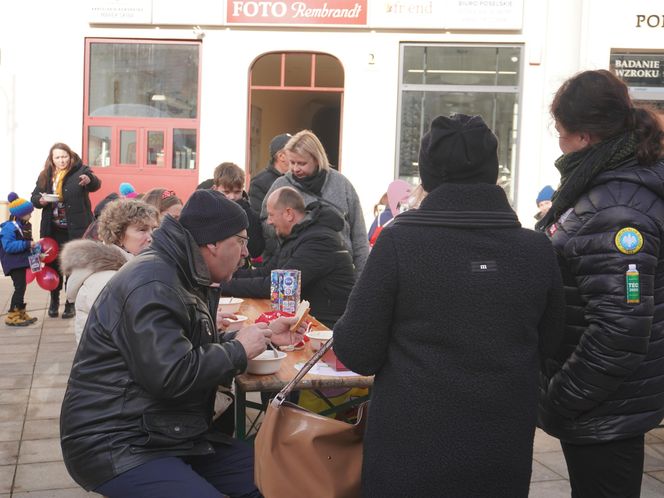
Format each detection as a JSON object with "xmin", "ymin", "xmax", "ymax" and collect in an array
[
  {"xmin": 88, "ymin": 126, "xmax": 111, "ymax": 167},
  {"xmin": 397, "ymin": 44, "xmax": 522, "ymax": 203},
  {"xmin": 89, "ymin": 43, "xmax": 198, "ymax": 119},
  {"xmin": 84, "ymin": 39, "xmax": 201, "ymax": 175},
  {"xmin": 173, "ymin": 129, "xmax": 197, "ymax": 170}
]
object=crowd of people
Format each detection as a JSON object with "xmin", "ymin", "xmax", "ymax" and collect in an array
[{"xmin": 1, "ymin": 68, "xmax": 664, "ymax": 497}]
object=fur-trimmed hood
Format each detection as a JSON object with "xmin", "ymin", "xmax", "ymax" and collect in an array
[{"xmin": 60, "ymin": 240, "xmax": 131, "ymax": 302}]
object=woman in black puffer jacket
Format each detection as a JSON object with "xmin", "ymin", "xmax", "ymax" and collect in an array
[{"xmin": 537, "ymin": 69, "xmax": 664, "ymax": 498}]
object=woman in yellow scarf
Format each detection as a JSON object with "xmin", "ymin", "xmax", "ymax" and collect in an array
[{"xmin": 31, "ymin": 143, "xmax": 101, "ymax": 318}]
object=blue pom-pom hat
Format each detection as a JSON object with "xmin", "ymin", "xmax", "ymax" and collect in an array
[{"xmin": 7, "ymin": 192, "xmax": 34, "ymax": 218}]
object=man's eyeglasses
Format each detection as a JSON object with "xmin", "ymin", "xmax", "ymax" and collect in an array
[{"xmin": 234, "ymin": 234, "xmax": 249, "ymax": 248}]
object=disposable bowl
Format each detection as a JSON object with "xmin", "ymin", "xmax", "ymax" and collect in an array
[
  {"xmin": 218, "ymin": 297, "xmax": 243, "ymax": 314},
  {"xmin": 224, "ymin": 314, "xmax": 248, "ymax": 332},
  {"xmin": 247, "ymin": 350, "xmax": 287, "ymax": 375},
  {"xmin": 305, "ymin": 330, "xmax": 333, "ymax": 351},
  {"xmin": 41, "ymin": 193, "xmax": 60, "ymax": 202}
]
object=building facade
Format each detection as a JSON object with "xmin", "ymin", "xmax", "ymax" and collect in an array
[{"xmin": 1, "ymin": 0, "xmax": 663, "ymax": 226}]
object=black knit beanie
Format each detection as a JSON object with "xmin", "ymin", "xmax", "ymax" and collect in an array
[
  {"xmin": 180, "ymin": 189, "xmax": 248, "ymax": 245},
  {"xmin": 418, "ymin": 114, "xmax": 499, "ymax": 192}
]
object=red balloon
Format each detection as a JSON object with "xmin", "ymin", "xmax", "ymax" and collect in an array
[
  {"xmin": 25, "ymin": 267, "xmax": 37, "ymax": 284},
  {"xmin": 36, "ymin": 266, "xmax": 60, "ymax": 292},
  {"xmin": 39, "ymin": 237, "xmax": 59, "ymax": 264}
]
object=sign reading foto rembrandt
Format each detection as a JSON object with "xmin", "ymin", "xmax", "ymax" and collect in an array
[{"xmin": 227, "ymin": 0, "xmax": 368, "ymax": 25}]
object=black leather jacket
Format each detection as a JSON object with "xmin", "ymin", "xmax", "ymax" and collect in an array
[
  {"xmin": 539, "ymin": 159, "xmax": 664, "ymax": 443},
  {"xmin": 60, "ymin": 216, "xmax": 247, "ymax": 491}
]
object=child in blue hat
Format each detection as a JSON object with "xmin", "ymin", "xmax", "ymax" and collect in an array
[
  {"xmin": 535, "ymin": 185, "xmax": 554, "ymax": 221},
  {"xmin": 1, "ymin": 192, "xmax": 38, "ymax": 326}
]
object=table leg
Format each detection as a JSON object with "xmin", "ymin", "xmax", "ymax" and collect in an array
[{"xmin": 235, "ymin": 386, "xmax": 247, "ymax": 440}]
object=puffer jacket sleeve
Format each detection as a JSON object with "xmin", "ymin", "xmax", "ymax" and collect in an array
[
  {"xmin": 30, "ymin": 173, "xmax": 46, "ymax": 208},
  {"xmin": 545, "ymin": 205, "xmax": 660, "ymax": 420},
  {"xmin": 80, "ymin": 164, "xmax": 101, "ymax": 193},
  {"xmin": 537, "ymin": 242, "xmax": 566, "ymax": 368},
  {"xmin": 112, "ymin": 281, "xmax": 248, "ymax": 398}
]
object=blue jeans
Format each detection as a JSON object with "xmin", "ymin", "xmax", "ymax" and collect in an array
[{"xmin": 95, "ymin": 441, "xmax": 261, "ymax": 498}]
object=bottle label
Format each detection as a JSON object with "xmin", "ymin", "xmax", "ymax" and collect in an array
[{"xmin": 626, "ymin": 272, "xmax": 640, "ymax": 304}]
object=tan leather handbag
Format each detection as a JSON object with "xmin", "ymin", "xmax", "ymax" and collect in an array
[{"xmin": 254, "ymin": 339, "xmax": 368, "ymax": 498}]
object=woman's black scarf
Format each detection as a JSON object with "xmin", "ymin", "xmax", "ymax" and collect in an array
[
  {"xmin": 535, "ymin": 132, "xmax": 637, "ymax": 231},
  {"xmin": 292, "ymin": 168, "xmax": 327, "ymax": 196}
]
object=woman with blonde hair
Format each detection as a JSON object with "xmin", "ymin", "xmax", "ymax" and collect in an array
[
  {"xmin": 30, "ymin": 142, "xmax": 101, "ymax": 318},
  {"xmin": 261, "ymin": 129, "xmax": 369, "ymax": 273},
  {"xmin": 60, "ymin": 199, "xmax": 159, "ymax": 343}
]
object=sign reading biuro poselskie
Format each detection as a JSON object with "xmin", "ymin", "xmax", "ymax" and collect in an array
[
  {"xmin": 227, "ymin": 0, "xmax": 368, "ymax": 25},
  {"xmin": 611, "ymin": 53, "xmax": 664, "ymax": 86}
]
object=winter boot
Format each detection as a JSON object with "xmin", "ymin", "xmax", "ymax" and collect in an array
[
  {"xmin": 5, "ymin": 308, "xmax": 31, "ymax": 327},
  {"xmin": 48, "ymin": 292, "xmax": 59, "ymax": 318},
  {"xmin": 62, "ymin": 301, "xmax": 76, "ymax": 319},
  {"xmin": 17, "ymin": 305, "xmax": 38, "ymax": 325}
]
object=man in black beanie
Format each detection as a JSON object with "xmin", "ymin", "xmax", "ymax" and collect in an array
[{"xmin": 60, "ymin": 188, "xmax": 305, "ymax": 497}]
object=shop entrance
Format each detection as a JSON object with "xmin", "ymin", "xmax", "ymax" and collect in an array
[{"xmin": 247, "ymin": 52, "xmax": 344, "ymax": 178}]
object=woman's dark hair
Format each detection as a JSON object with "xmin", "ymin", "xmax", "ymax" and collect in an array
[
  {"xmin": 38, "ymin": 142, "xmax": 82, "ymax": 191},
  {"xmin": 551, "ymin": 69, "xmax": 664, "ymax": 164}
]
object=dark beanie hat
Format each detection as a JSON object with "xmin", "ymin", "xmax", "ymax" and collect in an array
[
  {"xmin": 180, "ymin": 190, "xmax": 248, "ymax": 245},
  {"xmin": 418, "ymin": 114, "xmax": 499, "ymax": 192},
  {"xmin": 269, "ymin": 133, "xmax": 292, "ymax": 159}
]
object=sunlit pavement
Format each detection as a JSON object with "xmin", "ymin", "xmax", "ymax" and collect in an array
[{"xmin": 1, "ymin": 276, "xmax": 664, "ymax": 497}]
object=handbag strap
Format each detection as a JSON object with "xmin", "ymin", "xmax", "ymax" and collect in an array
[{"xmin": 272, "ymin": 338, "xmax": 334, "ymax": 407}]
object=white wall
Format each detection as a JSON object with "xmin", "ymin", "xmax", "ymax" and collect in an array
[{"xmin": 2, "ymin": 0, "xmax": 663, "ymax": 228}]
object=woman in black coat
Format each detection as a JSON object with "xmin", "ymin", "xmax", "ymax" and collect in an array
[
  {"xmin": 333, "ymin": 114, "xmax": 565, "ymax": 498},
  {"xmin": 536, "ymin": 70, "xmax": 664, "ymax": 498},
  {"xmin": 31, "ymin": 142, "xmax": 101, "ymax": 318}
]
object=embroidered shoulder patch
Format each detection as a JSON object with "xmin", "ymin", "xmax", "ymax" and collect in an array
[{"xmin": 615, "ymin": 227, "xmax": 643, "ymax": 255}]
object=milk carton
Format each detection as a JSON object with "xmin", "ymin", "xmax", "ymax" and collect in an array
[
  {"xmin": 280, "ymin": 270, "xmax": 301, "ymax": 313},
  {"xmin": 270, "ymin": 270, "xmax": 282, "ymax": 310},
  {"xmin": 270, "ymin": 269, "xmax": 302, "ymax": 313}
]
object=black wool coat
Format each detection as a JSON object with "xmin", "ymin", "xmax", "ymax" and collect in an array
[
  {"xmin": 538, "ymin": 159, "xmax": 664, "ymax": 443},
  {"xmin": 222, "ymin": 202, "xmax": 355, "ymax": 328},
  {"xmin": 30, "ymin": 161, "xmax": 101, "ymax": 239},
  {"xmin": 333, "ymin": 183, "xmax": 565, "ymax": 498}
]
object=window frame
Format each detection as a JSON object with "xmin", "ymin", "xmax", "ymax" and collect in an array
[
  {"xmin": 395, "ymin": 43, "xmax": 524, "ymax": 204},
  {"xmin": 83, "ymin": 38, "xmax": 201, "ymax": 175}
]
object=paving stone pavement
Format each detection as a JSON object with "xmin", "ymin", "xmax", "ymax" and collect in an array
[{"xmin": 1, "ymin": 276, "xmax": 664, "ymax": 496}]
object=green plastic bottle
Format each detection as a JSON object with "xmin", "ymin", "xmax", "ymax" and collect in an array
[{"xmin": 626, "ymin": 264, "xmax": 640, "ymax": 304}]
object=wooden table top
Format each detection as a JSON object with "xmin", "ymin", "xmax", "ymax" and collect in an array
[{"xmin": 233, "ymin": 298, "xmax": 373, "ymax": 392}]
